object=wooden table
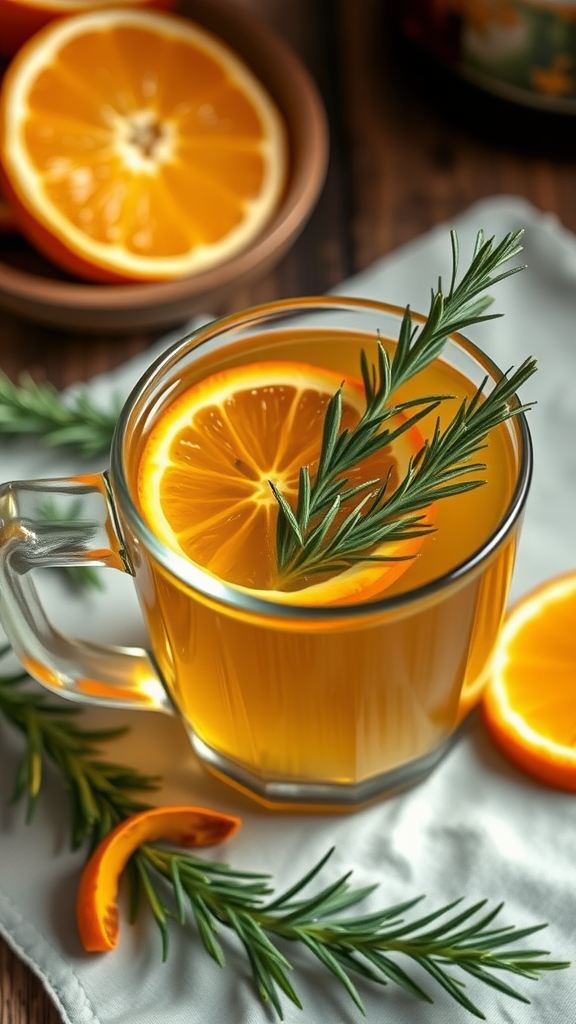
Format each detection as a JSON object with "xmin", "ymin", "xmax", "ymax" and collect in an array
[{"xmin": 1, "ymin": 1, "xmax": 575, "ymax": 1020}]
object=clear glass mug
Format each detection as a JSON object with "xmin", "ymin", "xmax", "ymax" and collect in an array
[{"xmin": 0, "ymin": 297, "xmax": 532, "ymax": 811}]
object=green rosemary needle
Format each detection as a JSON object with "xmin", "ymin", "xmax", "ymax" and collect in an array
[
  {"xmin": 0, "ymin": 370, "xmax": 119, "ymax": 457},
  {"xmin": 272, "ymin": 229, "xmax": 534, "ymax": 587},
  {"xmin": 0, "ymin": 650, "xmax": 569, "ymax": 1019}
]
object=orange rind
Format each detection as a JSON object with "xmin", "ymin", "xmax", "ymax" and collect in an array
[
  {"xmin": 76, "ymin": 805, "xmax": 240, "ymax": 951},
  {"xmin": 483, "ymin": 570, "xmax": 576, "ymax": 790}
]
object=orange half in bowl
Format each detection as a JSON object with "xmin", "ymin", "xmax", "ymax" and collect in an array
[{"xmin": 0, "ymin": 1, "xmax": 328, "ymax": 330}]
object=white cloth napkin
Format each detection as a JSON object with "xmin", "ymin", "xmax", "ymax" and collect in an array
[{"xmin": 1, "ymin": 194, "xmax": 575, "ymax": 1024}]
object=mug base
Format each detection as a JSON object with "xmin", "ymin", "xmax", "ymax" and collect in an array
[{"xmin": 186, "ymin": 714, "xmax": 476, "ymax": 812}]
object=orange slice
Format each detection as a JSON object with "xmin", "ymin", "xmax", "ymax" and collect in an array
[
  {"xmin": 76, "ymin": 805, "xmax": 241, "ymax": 951},
  {"xmin": 0, "ymin": 9, "xmax": 287, "ymax": 282},
  {"xmin": 483, "ymin": 570, "xmax": 576, "ymax": 790},
  {"xmin": 0, "ymin": 0, "xmax": 176, "ymax": 58},
  {"xmin": 137, "ymin": 360, "xmax": 431, "ymax": 606}
]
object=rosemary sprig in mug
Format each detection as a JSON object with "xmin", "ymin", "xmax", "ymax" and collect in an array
[
  {"xmin": 0, "ymin": 649, "xmax": 569, "ymax": 1019},
  {"xmin": 271, "ymin": 229, "xmax": 536, "ymax": 586}
]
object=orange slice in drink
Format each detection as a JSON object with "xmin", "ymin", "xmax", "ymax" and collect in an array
[
  {"xmin": 0, "ymin": 0, "xmax": 176, "ymax": 58},
  {"xmin": 137, "ymin": 361, "xmax": 431, "ymax": 606},
  {"xmin": 483, "ymin": 570, "xmax": 576, "ymax": 790},
  {"xmin": 0, "ymin": 9, "xmax": 287, "ymax": 282}
]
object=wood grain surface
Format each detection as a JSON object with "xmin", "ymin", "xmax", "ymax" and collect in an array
[{"xmin": 1, "ymin": 1, "xmax": 575, "ymax": 1021}]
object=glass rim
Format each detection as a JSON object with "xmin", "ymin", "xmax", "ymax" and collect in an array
[{"xmin": 110, "ymin": 294, "xmax": 533, "ymax": 624}]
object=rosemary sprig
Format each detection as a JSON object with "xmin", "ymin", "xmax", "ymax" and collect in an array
[
  {"xmin": 272, "ymin": 229, "xmax": 533, "ymax": 586},
  {"xmin": 274, "ymin": 354, "xmax": 536, "ymax": 584},
  {"xmin": 0, "ymin": 650, "xmax": 568, "ymax": 1019},
  {"xmin": 0, "ymin": 370, "xmax": 118, "ymax": 457},
  {"xmin": 0, "ymin": 648, "xmax": 155, "ymax": 836}
]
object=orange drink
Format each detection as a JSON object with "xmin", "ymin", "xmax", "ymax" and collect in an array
[{"xmin": 117, "ymin": 296, "xmax": 530, "ymax": 808}]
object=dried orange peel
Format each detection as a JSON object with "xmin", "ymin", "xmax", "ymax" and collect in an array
[{"xmin": 76, "ymin": 805, "xmax": 241, "ymax": 951}]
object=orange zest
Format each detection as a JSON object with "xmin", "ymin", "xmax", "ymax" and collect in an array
[
  {"xmin": 76, "ymin": 805, "xmax": 241, "ymax": 951},
  {"xmin": 0, "ymin": 9, "xmax": 287, "ymax": 282},
  {"xmin": 0, "ymin": 0, "xmax": 176, "ymax": 57},
  {"xmin": 483, "ymin": 570, "xmax": 576, "ymax": 791},
  {"xmin": 137, "ymin": 360, "xmax": 431, "ymax": 606}
]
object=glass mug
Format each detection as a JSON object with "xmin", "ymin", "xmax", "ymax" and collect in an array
[{"xmin": 0, "ymin": 298, "xmax": 532, "ymax": 810}]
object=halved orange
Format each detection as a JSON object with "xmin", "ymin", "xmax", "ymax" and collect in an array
[
  {"xmin": 0, "ymin": 9, "xmax": 287, "ymax": 282},
  {"xmin": 483, "ymin": 570, "xmax": 576, "ymax": 790},
  {"xmin": 0, "ymin": 0, "xmax": 176, "ymax": 58},
  {"xmin": 137, "ymin": 361, "xmax": 431, "ymax": 606}
]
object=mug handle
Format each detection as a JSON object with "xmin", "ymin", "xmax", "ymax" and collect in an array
[{"xmin": 0, "ymin": 472, "xmax": 174, "ymax": 714}]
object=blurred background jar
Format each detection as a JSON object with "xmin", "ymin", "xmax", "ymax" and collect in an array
[{"xmin": 400, "ymin": 0, "xmax": 576, "ymax": 114}]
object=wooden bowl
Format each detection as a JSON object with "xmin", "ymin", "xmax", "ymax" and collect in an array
[{"xmin": 0, "ymin": 0, "xmax": 328, "ymax": 333}]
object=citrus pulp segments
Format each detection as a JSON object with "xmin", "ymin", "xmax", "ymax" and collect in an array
[
  {"xmin": 483, "ymin": 570, "xmax": 576, "ymax": 790},
  {"xmin": 0, "ymin": 9, "xmax": 288, "ymax": 281},
  {"xmin": 137, "ymin": 361, "xmax": 431, "ymax": 607}
]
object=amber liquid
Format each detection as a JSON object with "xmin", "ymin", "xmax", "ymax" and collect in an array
[{"xmin": 128, "ymin": 327, "xmax": 523, "ymax": 803}]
